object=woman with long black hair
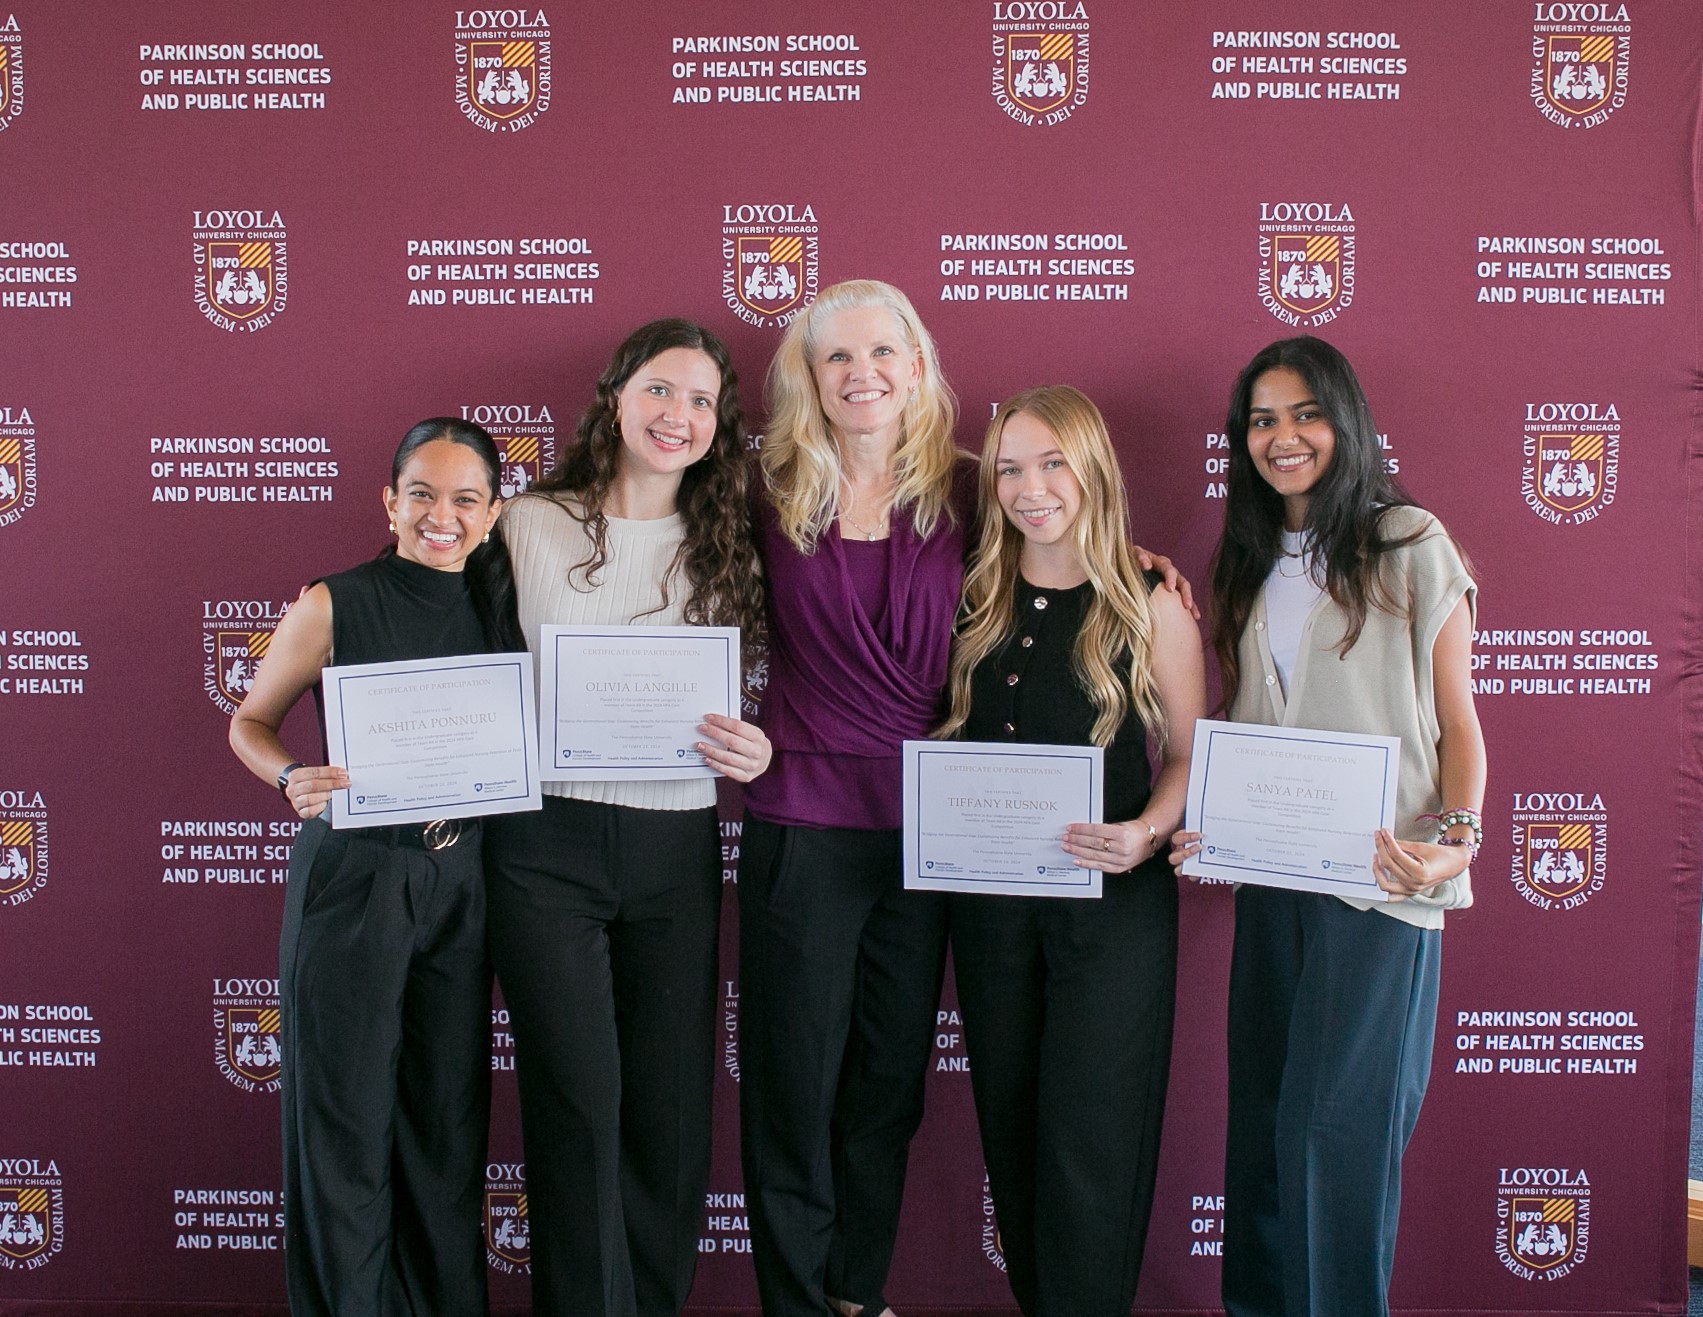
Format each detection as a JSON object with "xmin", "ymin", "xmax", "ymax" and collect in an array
[{"xmin": 1173, "ymin": 336, "xmax": 1486, "ymax": 1317}]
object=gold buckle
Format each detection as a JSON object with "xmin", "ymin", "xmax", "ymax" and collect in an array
[{"xmin": 421, "ymin": 819, "xmax": 461, "ymax": 851}]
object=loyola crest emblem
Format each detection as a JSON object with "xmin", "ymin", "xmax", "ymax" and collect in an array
[
  {"xmin": 0, "ymin": 437, "xmax": 24, "ymax": 514},
  {"xmin": 1534, "ymin": 434, "xmax": 1606, "ymax": 515},
  {"xmin": 206, "ymin": 242, "xmax": 274, "ymax": 321},
  {"xmin": 468, "ymin": 41, "xmax": 536, "ymax": 119},
  {"xmin": 736, "ymin": 236, "xmax": 804, "ymax": 316},
  {"xmin": 0, "ymin": 820, "xmax": 37, "ymax": 897},
  {"xmin": 485, "ymin": 1190, "xmax": 530, "ymax": 1265},
  {"xmin": 224, "ymin": 1007, "xmax": 282, "ymax": 1083},
  {"xmin": 1271, "ymin": 234, "xmax": 1341, "ymax": 316},
  {"xmin": 1005, "ymin": 32, "xmax": 1075, "ymax": 112},
  {"xmin": 493, "ymin": 434, "xmax": 542, "ymax": 498},
  {"xmin": 1508, "ymin": 1196, "xmax": 1577, "ymax": 1270},
  {"xmin": 1524, "ymin": 822, "xmax": 1592, "ymax": 900},
  {"xmin": 0, "ymin": 1188, "xmax": 52, "ymax": 1263},
  {"xmin": 216, "ymin": 630, "xmax": 270, "ymax": 704},
  {"xmin": 1544, "ymin": 34, "xmax": 1616, "ymax": 115}
]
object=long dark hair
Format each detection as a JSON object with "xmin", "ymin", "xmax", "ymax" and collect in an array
[
  {"xmin": 525, "ymin": 319, "xmax": 764, "ymax": 638},
  {"xmin": 389, "ymin": 417, "xmax": 522, "ymax": 651},
  {"xmin": 1208, "ymin": 337, "xmax": 1425, "ymax": 707}
]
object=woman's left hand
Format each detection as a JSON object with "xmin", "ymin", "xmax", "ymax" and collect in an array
[
  {"xmin": 698, "ymin": 713, "xmax": 773, "ymax": 784},
  {"xmin": 1062, "ymin": 820, "xmax": 1157, "ymax": 874},
  {"xmin": 1372, "ymin": 828, "xmax": 1471, "ymax": 900}
]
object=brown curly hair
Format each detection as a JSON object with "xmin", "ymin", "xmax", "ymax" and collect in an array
[{"xmin": 527, "ymin": 319, "xmax": 765, "ymax": 645}]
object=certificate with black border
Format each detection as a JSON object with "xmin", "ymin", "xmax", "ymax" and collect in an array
[
  {"xmin": 903, "ymin": 739, "xmax": 1104, "ymax": 899},
  {"xmin": 1180, "ymin": 719, "xmax": 1399, "ymax": 898},
  {"xmin": 322, "ymin": 651, "xmax": 541, "ymax": 828},
  {"xmin": 540, "ymin": 625, "xmax": 740, "ymax": 782}
]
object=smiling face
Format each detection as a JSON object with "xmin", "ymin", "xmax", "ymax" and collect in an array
[
  {"xmin": 809, "ymin": 304, "xmax": 921, "ymax": 448},
  {"xmin": 996, "ymin": 409, "xmax": 1084, "ymax": 555},
  {"xmin": 382, "ymin": 437, "xmax": 501, "ymax": 571},
  {"xmin": 611, "ymin": 346, "xmax": 723, "ymax": 485},
  {"xmin": 1246, "ymin": 365, "xmax": 1336, "ymax": 529}
]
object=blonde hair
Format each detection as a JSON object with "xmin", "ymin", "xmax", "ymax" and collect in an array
[
  {"xmin": 759, "ymin": 280, "xmax": 960, "ymax": 553},
  {"xmin": 941, "ymin": 386, "xmax": 1166, "ymax": 749}
]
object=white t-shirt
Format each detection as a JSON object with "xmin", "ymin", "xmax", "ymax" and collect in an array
[{"xmin": 1263, "ymin": 530, "xmax": 1324, "ymax": 698}]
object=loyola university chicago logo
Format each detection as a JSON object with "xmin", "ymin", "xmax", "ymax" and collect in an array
[
  {"xmin": 721, "ymin": 204, "xmax": 820, "ymax": 330},
  {"xmin": 201, "ymin": 599, "xmax": 289, "ymax": 716},
  {"xmin": 1257, "ymin": 203, "xmax": 1355, "ymax": 328},
  {"xmin": 213, "ymin": 978, "xmax": 282, "ymax": 1093},
  {"xmin": 455, "ymin": 9, "xmax": 552, "ymax": 133},
  {"xmin": 0, "ymin": 788, "xmax": 48, "ymax": 908},
  {"xmin": 193, "ymin": 210, "xmax": 287, "ymax": 333},
  {"xmin": 991, "ymin": 2, "xmax": 1090, "ymax": 127},
  {"xmin": 1531, "ymin": 3, "xmax": 1629, "ymax": 128},
  {"xmin": 0, "ymin": 15, "xmax": 23, "ymax": 132},
  {"xmin": 460, "ymin": 404, "xmax": 557, "ymax": 498},
  {"xmin": 1497, "ymin": 1166, "xmax": 1590, "ymax": 1280},
  {"xmin": 484, "ymin": 1163, "xmax": 530, "ymax": 1275},
  {"xmin": 0, "ymin": 404, "xmax": 37, "ymax": 528},
  {"xmin": 1510, "ymin": 791, "xmax": 1607, "ymax": 911},
  {"xmin": 0, "ymin": 1158, "xmax": 63, "ymax": 1272},
  {"xmin": 1521, "ymin": 402, "xmax": 1619, "ymax": 526}
]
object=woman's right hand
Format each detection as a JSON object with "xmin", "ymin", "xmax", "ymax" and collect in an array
[
  {"xmin": 696, "ymin": 713, "xmax": 772, "ymax": 784},
  {"xmin": 1168, "ymin": 829, "xmax": 1202, "ymax": 873},
  {"xmin": 281, "ymin": 764, "xmax": 350, "ymax": 821}
]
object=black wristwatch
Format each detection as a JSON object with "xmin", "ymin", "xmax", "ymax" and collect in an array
[{"xmin": 276, "ymin": 762, "xmax": 304, "ymax": 800}]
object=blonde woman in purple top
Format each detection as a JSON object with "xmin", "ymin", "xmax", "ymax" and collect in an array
[{"xmin": 738, "ymin": 280, "xmax": 971, "ymax": 1317}]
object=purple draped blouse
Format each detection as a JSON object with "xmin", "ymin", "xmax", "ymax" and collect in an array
[{"xmin": 745, "ymin": 459, "xmax": 977, "ymax": 831}]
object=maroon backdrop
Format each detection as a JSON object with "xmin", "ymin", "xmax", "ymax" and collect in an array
[{"xmin": 3, "ymin": 1, "xmax": 1700, "ymax": 1312}]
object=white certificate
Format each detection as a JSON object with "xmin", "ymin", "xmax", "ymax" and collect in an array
[
  {"xmin": 540, "ymin": 625, "xmax": 740, "ymax": 781},
  {"xmin": 1180, "ymin": 719, "xmax": 1399, "ymax": 898},
  {"xmin": 903, "ymin": 740, "xmax": 1104, "ymax": 899},
  {"xmin": 322, "ymin": 651, "xmax": 542, "ymax": 828}
]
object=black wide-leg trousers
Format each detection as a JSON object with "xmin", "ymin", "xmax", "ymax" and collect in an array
[
  {"xmin": 952, "ymin": 859, "xmax": 1178, "ymax": 1317},
  {"xmin": 485, "ymin": 796, "xmax": 721, "ymax": 1317},
  {"xmin": 736, "ymin": 814, "xmax": 948, "ymax": 1317},
  {"xmin": 278, "ymin": 817, "xmax": 492, "ymax": 1317}
]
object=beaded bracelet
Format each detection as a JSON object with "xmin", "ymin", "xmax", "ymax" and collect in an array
[{"xmin": 1433, "ymin": 806, "xmax": 1483, "ymax": 860}]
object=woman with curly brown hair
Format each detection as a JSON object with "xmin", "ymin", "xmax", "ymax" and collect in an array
[{"xmin": 484, "ymin": 319, "xmax": 770, "ymax": 1317}]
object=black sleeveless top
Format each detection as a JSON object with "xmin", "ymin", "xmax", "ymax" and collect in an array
[
  {"xmin": 312, "ymin": 552, "xmax": 489, "ymax": 756},
  {"xmin": 962, "ymin": 573, "xmax": 1160, "ymax": 823}
]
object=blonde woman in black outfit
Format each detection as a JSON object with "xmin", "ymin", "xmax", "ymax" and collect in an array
[{"xmin": 941, "ymin": 386, "xmax": 1205, "ymax": 1317}]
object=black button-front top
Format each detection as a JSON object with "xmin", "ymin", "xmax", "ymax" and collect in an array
[{"xmin": 962, "ymin": 574, "xmax": 1158, "ymax": 823}]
